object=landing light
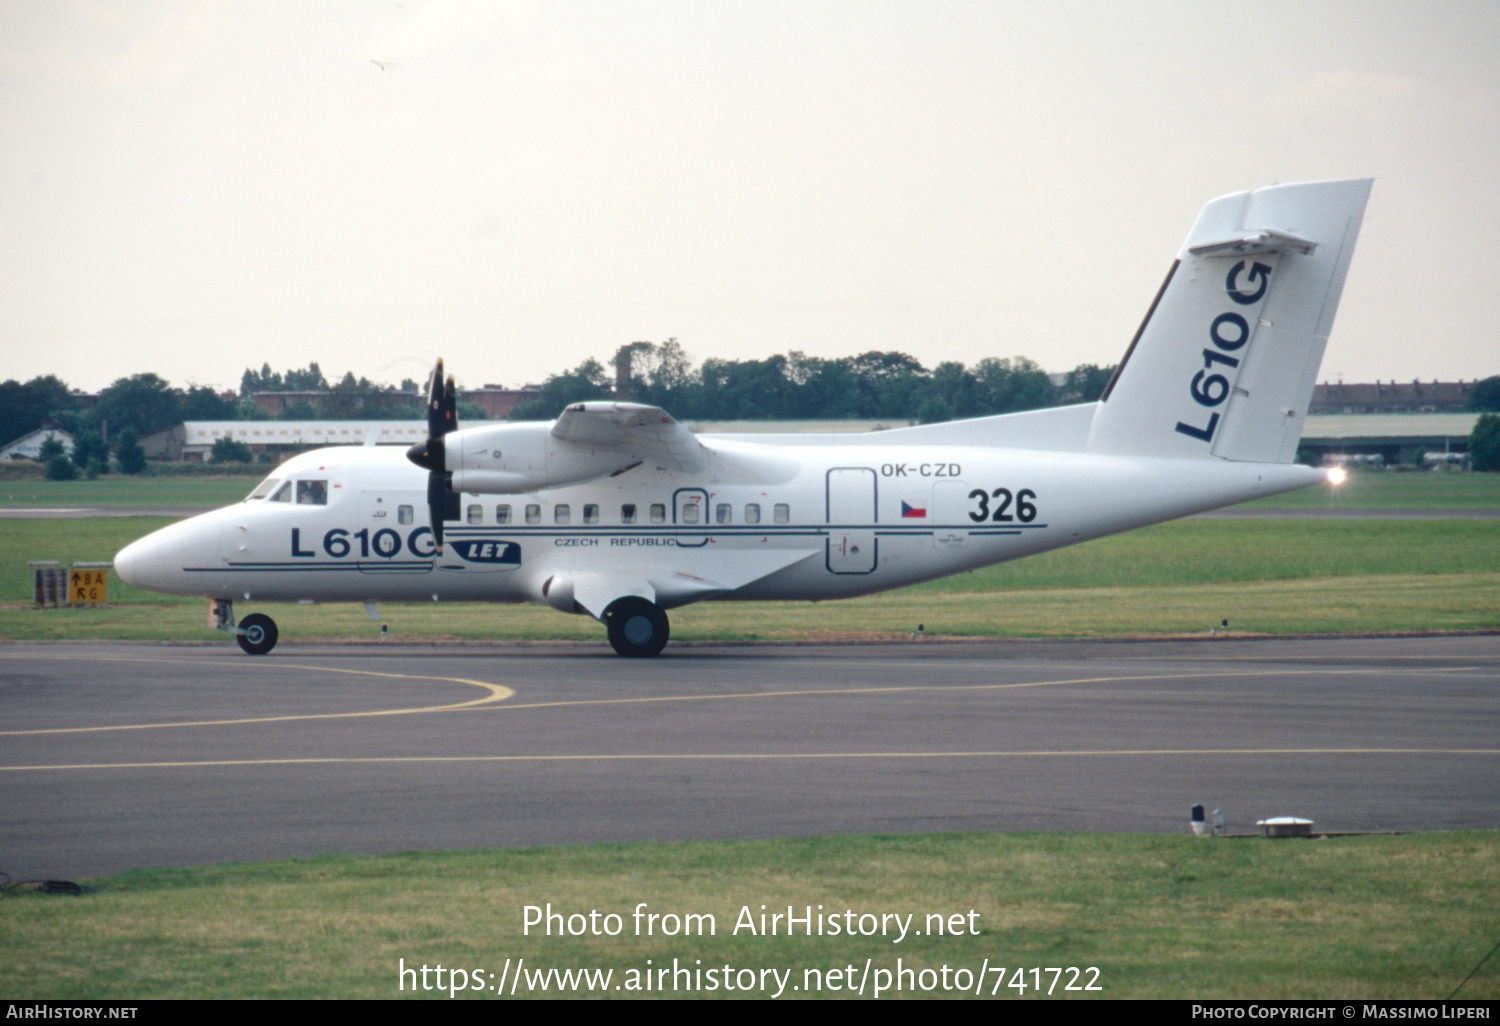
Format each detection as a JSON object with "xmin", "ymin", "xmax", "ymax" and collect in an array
[{"xmin": 1326, "ymin": 466, "xmax": 1348, "ymax": 486}]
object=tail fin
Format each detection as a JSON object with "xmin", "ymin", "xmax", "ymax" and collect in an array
[{"xmin": 1088, "ymin": 179, "xmax": 1371, "ymax": 462}]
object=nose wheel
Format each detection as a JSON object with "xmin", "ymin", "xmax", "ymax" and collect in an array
[
  {"xmin": 212, "ymin": 599, "xmax": 280, "ymax": 655},
  {"xmin": 235, "ymin": 613, "xmax": 279, "ymax": 655},
  {"xmin": 604, "ymin": 598, "xmax": 669, "ymax": 658}
]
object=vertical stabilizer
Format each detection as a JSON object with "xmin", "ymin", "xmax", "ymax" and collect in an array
[{"xmin": 1088, "ymin": 179, "xmax": 1371, "ymax": 462}]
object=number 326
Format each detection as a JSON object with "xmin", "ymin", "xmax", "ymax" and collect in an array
[{"xmin": 968, "ymin": 488, "xmax": 1037, "ymax": 523}]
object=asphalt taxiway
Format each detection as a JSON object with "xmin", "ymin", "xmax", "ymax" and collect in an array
[{"xmin": 2, "ymin": 636, "xmax": 1496, "ymax": 879}]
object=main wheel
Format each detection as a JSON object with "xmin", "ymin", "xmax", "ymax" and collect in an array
[
  {"xmin": 605, "ymin": 598, "xmax": 669, "ymax": 658},
  {"xmin": 236, "ymin": 613, "xmax": 279, "ymax": 655}
]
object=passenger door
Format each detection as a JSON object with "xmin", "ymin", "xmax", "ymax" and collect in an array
[{"xmin": 825, "ymin": 467, "xmax": 877, "ymax": 574}]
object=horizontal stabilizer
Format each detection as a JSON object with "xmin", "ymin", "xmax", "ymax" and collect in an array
[{"xmin": 1188, "ymin": 228, "xmax": 1318, "ymax": 257}]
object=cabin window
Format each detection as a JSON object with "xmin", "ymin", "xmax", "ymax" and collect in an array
[
  {"xmin": 745, "ymin": 503, "xmax": 761, "ymax": 524},
  {"xmin": 467, "ymin": 504, "xmax": 483, "ymax": 524},
  {"xmin": 248, "ymin": 477, "xmax": 282, "ymax": 501},
  {"xmin": 650, "ymin": 503, "xmax": 666, "ymax": 524},
  {"xmin": 296, "ymin": 480, "xmax": 328, "ymax": 505},
  {"xmin": 496, "ymin": 504, "xmax": 511, "ymax": 525},
  {"xmin": 583, "ymin": 503, "xmax": 599, "ymax": 524},
  {"xmin": 269, "ymin": 481, "xmax": 293, "ymax": 503},
  {"xmin": 621, "ymin": 503, "xmax": 637, "ymax": 524},
  {"xmin": 554, "ymin": 504, "xmax": 571, "ymax": 524},
  {"xmin": 526, "ymin": 504, "xmax": 541, "ymax": 524},
  {"xmin": 774, "ymin": 503, "xmax": 789, "ymax": 524},
  {"xmin": 398, "ymin": 505, "xmax": 414, "ymax": 525},
  {"xmin": 682, "ymin": 502, "xmax": 700, "ymax": 524},
  {"xmin": 716, "ymin": 503, "xmax": 732, "ymax": 524}
]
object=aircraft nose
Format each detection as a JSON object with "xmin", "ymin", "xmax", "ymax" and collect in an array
[
  {"xmin": 113, "ymin": 534, "xmax": 155, "ymax": 590},
  {"xmin": 114, "ymin": 526, "xmax": 193, "ymax": 594}
]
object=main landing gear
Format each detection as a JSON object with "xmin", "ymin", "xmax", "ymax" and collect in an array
[
  {"xmin": 212, "ymin": 599, "xmax": 280, "ymax": 656},
  {"xmin": 210, "ymin": 595, "xmax": 668, "ymax": 658},
  {"xmin": 603, "ymin": 597, "xmax": 670, "ymax": 658}
]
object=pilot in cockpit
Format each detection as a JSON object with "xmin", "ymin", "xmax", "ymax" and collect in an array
[{"xmin": 296, "ymin": 480, "xmax": 328, "ymax": 505}]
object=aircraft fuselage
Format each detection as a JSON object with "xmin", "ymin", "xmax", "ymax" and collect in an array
[{"xmin": 117, "ymin": 436, "xmax": 1318, "ymax": 611}]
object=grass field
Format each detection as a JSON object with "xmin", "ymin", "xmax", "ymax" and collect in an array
[
  {"xmin": 1233, "ymin": 471, "xmax": 1500, "ymax": 510},
  {"xmin": 5, "ymin": 832, "xmax": 1496, "ymax": 1000},
  {"xmin": 2, "ymin": 516, "xmax": 1496, "ymax": 642},
  {"xmin": 0, "ymin": 474, "xmax": 261, "ymax": 508}
]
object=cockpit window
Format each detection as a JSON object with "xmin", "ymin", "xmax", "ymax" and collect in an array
[
  {"xmin": 295, "ymin": 480, "xmax": 328, "ymax": 505},
  {"xmin": 248, "ymin": 477, "xmax": 282, "ymax": 501},
  {"xmin": 269, "ymin": 482, "xmax": 293, "ymax": 503}
]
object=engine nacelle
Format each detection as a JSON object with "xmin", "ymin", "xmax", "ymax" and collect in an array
[
  {"xmin": 539, "ymin": 574, "xmax": 578, "ymax": 614},
  {"xmin": 446, "ymin": 422, "xmax": 637, "ymax": 495}
]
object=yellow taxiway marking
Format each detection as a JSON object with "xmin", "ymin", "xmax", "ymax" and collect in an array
[
  {"xmin": 2, "ymin": 657, "xmax": 1487, "ymax": 734},
  {"xmin": 0, "ymin": 656, "xmax": 513, "ymax": 736},
  {"xmin": 481, "ymin": 666, "xmax": 1484, "ymax": 714},
  {"xmin": 1106, "ymin": 655, "xmax": 1500, "ymax": 664},
  {"xmin": 4, "ymin": 748, "xmax": 1495, "ymax": 773},
  {"xmin": 0, "ymin": 668, "xmax": 1145, "ymax": 734}
]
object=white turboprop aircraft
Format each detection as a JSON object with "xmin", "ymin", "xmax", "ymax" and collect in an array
[{"xmin": 116, "ymin": 179, "xmax": 1371, "ymax": 657}]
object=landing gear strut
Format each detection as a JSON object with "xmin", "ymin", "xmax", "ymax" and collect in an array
[
  {"xmin": 212, "ymin": 599, "xmax": 280, "ymax": 655},
  {"xmin": 604, "ymin": 597, "xmax": 669, "ymax": 658}
]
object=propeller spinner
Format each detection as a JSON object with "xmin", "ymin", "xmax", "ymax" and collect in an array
[{"xmin": 406, "ymin": 358, "xmax": 461, "ymax": 552}]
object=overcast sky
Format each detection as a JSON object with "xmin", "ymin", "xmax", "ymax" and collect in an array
[{"xmin": 2, "ymin": 1, "xmax": 1497, "ymax": 396}]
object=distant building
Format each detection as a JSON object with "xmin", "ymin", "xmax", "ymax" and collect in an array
[
  {"xmin": 144, "ymin": 421, "xmax": 431, "ymax": 462},
  {"xmin": 1310, "ymin": 380, "xmax": 1477, "ymax": 414},
  {"xmin": 0, "ymin": 428, "xmax": 75, "ymax": 461},
  {"xmin": 1299, "ymin": 414, "xmax": 1479, "ymax": 466},
  {"xmin": 463, "ymin": 384, "xmax": 541, "ymax": 419}
]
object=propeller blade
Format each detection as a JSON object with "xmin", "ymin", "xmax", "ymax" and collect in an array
[
  {"xmin": 427, "ymin": 468, "xmax": 456, "ymax": 552},
  {"xmin": 429, "ymin": 358, "xmax": 456, "ymax": 438},
  {"xmin": 405, "ymin": 358, "xmax": 460, "ymax": 552}
]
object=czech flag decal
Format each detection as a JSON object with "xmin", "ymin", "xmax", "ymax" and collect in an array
[{"xmin": 901, "ymin": 501, "xmax": 927, "ymax": 519}]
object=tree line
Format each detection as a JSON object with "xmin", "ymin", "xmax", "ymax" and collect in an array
[
  {"xmin": 510, "ymin": 341, "xmax": 1115, "ymax": 423},
  {"xmin": 6, "ymin": 347, "xmax": 1500, "ymax": 474},
  {"xmin": 0, "ymin": 365, "xmax": 447, "ymax": 452},
  {"xmin": 1, "ymin": 346, "xmax": 1119, "ymax": 446}
]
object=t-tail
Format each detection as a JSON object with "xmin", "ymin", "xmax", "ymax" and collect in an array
[{"xmin": 1088, "ymin": 178, "xmax": 1372, "ymax": 463}]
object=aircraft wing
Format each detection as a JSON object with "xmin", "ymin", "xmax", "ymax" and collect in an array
[{"xmin": 552, "ymin": 402, "xmax": 707, "ymax": 473}]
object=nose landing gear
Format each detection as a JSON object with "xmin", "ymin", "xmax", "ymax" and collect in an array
[{"xmin": 235, "ymin": 613, "xmax": 279, "ymax": 655}]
